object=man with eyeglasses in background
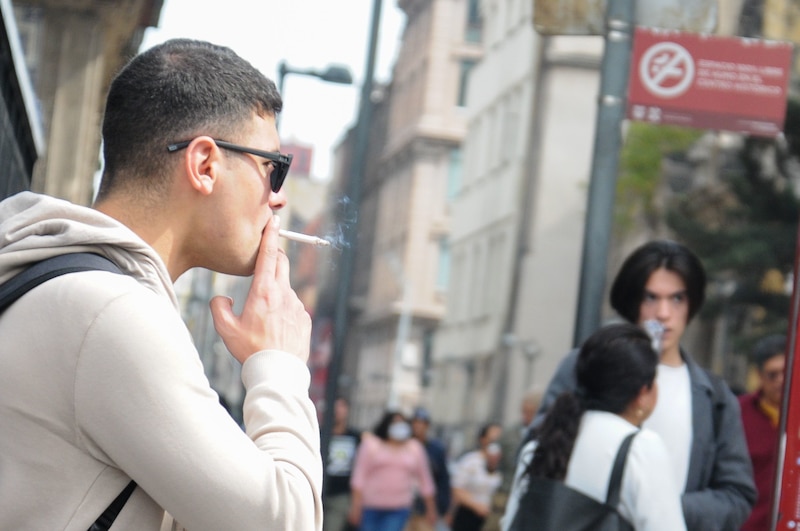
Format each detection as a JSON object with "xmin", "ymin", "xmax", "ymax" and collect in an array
[
  {"xmin": 739, "ymin": 333, "xmax": 787, "ymax": 531},
  {"xmin": 0, "ymin": 39, "xmax": 321, "ymax": 530}
]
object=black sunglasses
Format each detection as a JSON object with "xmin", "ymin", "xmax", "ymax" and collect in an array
[{"xmin": 167, "ymin": 139, "xmax": 293, "ymax": 193}]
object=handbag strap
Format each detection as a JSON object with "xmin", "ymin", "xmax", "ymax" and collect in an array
[
  {"xmin": 0, "ymin": 253, "xmax": 138, "ymax": 530},
  {"xmin": 605, "ymin": 430, "xmax": 638, "ymax": 507}
]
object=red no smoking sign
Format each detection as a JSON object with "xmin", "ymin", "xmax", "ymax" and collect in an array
[{"xmin": 627, "ymin": 27, "xmax": 794, "ymax": 137}]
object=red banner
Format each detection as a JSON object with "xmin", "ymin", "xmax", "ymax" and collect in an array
[{"xmin": 627, "ymin": 27, "xmax": 793, "ymax": 137}]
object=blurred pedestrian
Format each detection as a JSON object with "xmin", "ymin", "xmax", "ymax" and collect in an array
[
  {"xmin": 451, "ymin": 423, "xmax": 503, "ymax": 531},
  {"xmin": 324, "ymin": 397, "xmax": 361, "ymax": 531},
  {"xmin": 408, "ymin": 407, "xmax": 451, "ymax": 531},
  {"xmin": 0, "ymin": 39, "xmax": 321, "ymax": 530},
  {"xmin": 534, "ymin": 240, "xmax": 756, "ymax": 530},
  {"xmin": 482, "ymin": 390, "xmax": 542, "ymax": 531},
  {"xmin": 739, "ymin": 333, "xmax": 787, "ymax": 531},
  {"xmin": 503, "ymin": 324, "xmax": 686, "ymax": 531},
  {"xmin": 349, "ymin": 410, "xmax": 437, "ymax": 531}
]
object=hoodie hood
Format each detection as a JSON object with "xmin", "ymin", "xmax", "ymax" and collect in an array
[{"xmin": 0, "ymin": 192, "xmax": 177, "ymax": 308}]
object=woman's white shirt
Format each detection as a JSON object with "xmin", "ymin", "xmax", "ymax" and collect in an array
[{"xmin": 502, "ymin": 411, "xmax": 686, "ymax": 531}]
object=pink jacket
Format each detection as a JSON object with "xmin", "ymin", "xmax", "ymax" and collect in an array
[{"xmin": 350, "ymin": 434, "xmax": 435, "ymax": 509}]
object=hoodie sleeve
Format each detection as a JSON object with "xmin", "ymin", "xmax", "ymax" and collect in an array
[{"xmin": 74, "ymin": 286, "xmax": 322, "ymax": 531}]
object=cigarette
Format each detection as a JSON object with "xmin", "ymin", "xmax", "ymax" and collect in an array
[{"xmin": 278, "ymin": 229, "xmax": 331, "ymax": 247}]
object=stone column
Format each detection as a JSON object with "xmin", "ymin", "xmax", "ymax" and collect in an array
[{"xmin": 32, "ymin": 7, "xmax": 105, "ymax": 205}]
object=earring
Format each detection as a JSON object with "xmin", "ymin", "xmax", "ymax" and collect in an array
[{"xmin": 636, "ymin": 408, "xmax": 644, "ymax": 418}]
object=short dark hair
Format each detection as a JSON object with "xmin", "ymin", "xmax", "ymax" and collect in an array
[
  {"xmin": 96, "ymin": 39, "xmax": 282, "ymax": 200},
  {"xmin": 477, "ymin": 422, "xmax": 501, "ymax": 444},
  {"xmin": 751, "ymin": 334, "xmax": 787, "ymax": 369},
  {"xmin": 610, "ymin": 240, "xmax": 706, "ymax": 323}
]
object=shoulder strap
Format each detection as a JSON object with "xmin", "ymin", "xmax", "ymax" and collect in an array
[
  {"xmin": 605, "ymin": 431, "xmax": 638, "ymax": 507},
  {"xmin": 0, "ymin": 253, "xmax": 137, "ymax": 530},
  {"xmin": 0, "ymin": 253, "xmax": 122, "ymax": 313},
  {"xmin": 86, "ymin": 480, "xmax": 137, "ymax": 531}
]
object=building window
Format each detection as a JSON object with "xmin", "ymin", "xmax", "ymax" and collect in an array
[
  {"xmin": 465, "ymin": 0, "xmax": 482, "ymax": 43},
  {"xmin": 458, "ymin": 59, "xmax": 476, "ymax": 107}
]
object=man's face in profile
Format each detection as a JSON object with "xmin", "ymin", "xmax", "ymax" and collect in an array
[{"xmin": 759, "ymin": 353, "xmax": 786, "ymax": 408}]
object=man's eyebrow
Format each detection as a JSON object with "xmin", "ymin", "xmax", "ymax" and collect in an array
[{"xmin": 643, "ymin": 289, "xmax": 688, "ymax": 297}]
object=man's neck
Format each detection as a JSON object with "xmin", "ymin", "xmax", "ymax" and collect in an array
[
  {"xmin": 661, "ymin": 346, "xmax": 684, "ymax": 367},
  {"xmin": 94, "ymin": 197, "xmax": 187, "ymax": 282}
]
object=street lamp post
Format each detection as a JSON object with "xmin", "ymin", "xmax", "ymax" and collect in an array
[
  {"xmin": 320, "ymin": 0, "xmax": 383, "ymax": 479},
  {"xmin": 276, "ymin": 61, "xmax": 353, "ymax": 130}
]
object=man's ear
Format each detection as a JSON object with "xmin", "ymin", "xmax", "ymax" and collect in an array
[{"xmin": 183, "ymin": 136, "xmax": 220, "ymax": 195}]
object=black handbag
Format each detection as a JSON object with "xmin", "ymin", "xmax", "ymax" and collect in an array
[
  {"xmin": 0, "ymin": 253, "xmax": 137, "ymax": 531},
  {"xmin": 507, "ymin": 431, "xmax": 637, "ymax": 531}
]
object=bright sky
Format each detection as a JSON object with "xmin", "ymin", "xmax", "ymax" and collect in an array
[{"xmin": 140, "ymin": 0, "xmax": 405, "ymax": 181}]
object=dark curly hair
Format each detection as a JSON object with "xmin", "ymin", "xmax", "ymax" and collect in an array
[{"xmin": 527, "ymin": 323, "xmax": 658, "ymax": 480}]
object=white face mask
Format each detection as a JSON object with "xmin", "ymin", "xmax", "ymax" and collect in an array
[{"xmin": 388, "ymin": 421, "xmax": 412, "ymax": 441}]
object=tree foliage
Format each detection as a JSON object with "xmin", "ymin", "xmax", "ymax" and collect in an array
[
  {"xmin": 617, "ymin": 101, "xmax": 800, "ymax": 366},
  {"xmin": 616, "ymin": 122, "xmax": 702, "ymax": 230}
]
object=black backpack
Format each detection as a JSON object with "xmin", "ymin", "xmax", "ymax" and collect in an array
[
  {"xmin": 507, "ymin": 431, "xmax": 637, "ymax": 531},
  {"xmin": 0, "ymin": 253, "xmax": 136, "ymax": 531}
]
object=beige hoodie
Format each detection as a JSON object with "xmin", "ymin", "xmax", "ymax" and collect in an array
[{"xmin": 0, "ymin": 192, "xmax": 322, "ymax": 530}]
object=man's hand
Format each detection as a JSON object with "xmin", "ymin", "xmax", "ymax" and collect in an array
[{"xmin": 209, "ymin": 215, "xmax": 311, "ymax": 364}]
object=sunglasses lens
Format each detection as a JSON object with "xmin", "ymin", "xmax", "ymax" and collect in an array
[
  {"xmin": 270, "ymin": 164, "xmax": 288, "ymax": 193},
  {"xmin": 270, "ymin": 154, "xmax": 292, "ymax": 193}
]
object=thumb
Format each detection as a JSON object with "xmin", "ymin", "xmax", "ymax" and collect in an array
[{"xmin": 209, "ymin": 295, "xmax": 236, "ymax": 336}]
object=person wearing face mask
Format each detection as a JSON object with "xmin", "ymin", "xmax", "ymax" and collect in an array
[
  {"xmin": 450, "ymin": 423, "xmax": 503, "ymax": 531},
  {"xmin": 348, "ymin": 411, "xmax": 437, "ymax": 531}
]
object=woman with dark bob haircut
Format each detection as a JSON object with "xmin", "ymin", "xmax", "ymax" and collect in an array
[{"xmin": 503, "ymin": 324, "xmax": 686, "ymax": 530}]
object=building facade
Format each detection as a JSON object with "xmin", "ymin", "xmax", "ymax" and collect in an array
[
  {"xmin": 321, "ymin": 0, "xmax": 482, "ymax": 429},
  {"xmin": 430, "ymin": 1, "xmax": 603, "ymax": 446},
  {"xmin": 0, "ymin": 0, "xmax": 41, "ymax": 200},
  {"xmin": 12, "ymin": 0, "xmax": 162, "ymax": 205}
]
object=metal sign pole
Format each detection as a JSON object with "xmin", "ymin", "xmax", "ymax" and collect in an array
[{"xmin": 572, "ymin": 0, "xmax": 636, "ymax": 346}]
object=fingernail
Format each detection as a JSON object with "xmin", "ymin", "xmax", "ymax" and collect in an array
[{"xmin": 273, "ymin": 215, "xmax": 281, "ymax": 229}]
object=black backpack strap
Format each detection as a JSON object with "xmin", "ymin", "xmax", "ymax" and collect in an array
[
  {"xmin": 86, "ymin": 480, "xmax": 137, "ymax": 531},
  {"xmin": 0, "ymin": 253, "xmax": 137, "ymax": 529},
  {"xmin": 0, "ymin": 253, "xmax": 122, "ymax": 313},
  {"xmin": 605, "ymin": 430, "xmax": 638, "ymax": 507}
]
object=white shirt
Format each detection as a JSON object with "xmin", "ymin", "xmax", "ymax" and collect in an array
[
  {"xmin": 643, "ymin": 363, "xmax": 693, "ymax": 493},
  {"xmin": 502, "ymin": 411, "xmax": 686, "ymax": 531},
  {"xmin": 452, "ymin": 450, "xmax": 502, "ymax": 507}
]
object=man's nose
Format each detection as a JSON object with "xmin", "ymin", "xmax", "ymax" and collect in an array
[
  {"xmin": 269, "ymin": 187, "xmax": 287, "ymax": 210},
  {"xmin": 656, "ymin": 298, "xmax": 672, "ymax": 318}
]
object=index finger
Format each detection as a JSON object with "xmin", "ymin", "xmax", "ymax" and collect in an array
[{"xmin": 252, "ymin": 214, "xmax": 280, "ymax": 284}]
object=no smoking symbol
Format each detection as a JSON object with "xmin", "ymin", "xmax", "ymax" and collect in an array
[{"xmin": 639, "ymin": 42, "xmax": 695, "ymax": 99}]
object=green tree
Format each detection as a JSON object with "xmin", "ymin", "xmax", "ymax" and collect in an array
[
  {"xmin": 666, "ymin": 113, "xmax": 800, "ymax": 356},
  {"xmin": 616, "ymin": 102, "xmax": 800, "ymax": 373}
]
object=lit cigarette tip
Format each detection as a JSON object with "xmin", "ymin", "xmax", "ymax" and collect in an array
[{"xmin": 278, "ymin": 229, "xmax": 331, "ymax": 247}]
